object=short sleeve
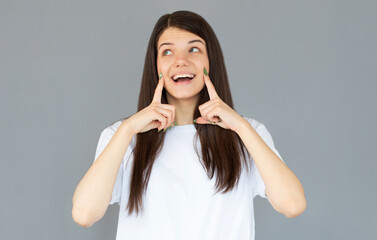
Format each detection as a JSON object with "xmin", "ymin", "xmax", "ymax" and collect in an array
[
  {"xmin": 251, "ymin": 122, "xmax": 285, "ymax": 200},
  {"xmin": 93, "ymin": 128, "xmax": 123, "ymax": 205}
]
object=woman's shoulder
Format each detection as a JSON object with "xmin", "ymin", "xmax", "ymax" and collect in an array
[
  {"xmin": 108, "ymin": 119, "xmax": 125, "ymax": 132},
  {"xmin": 99, "ymin": 117, "xmax": 136, "ymax": 147},
  {"xmin": 98, "ymin": 117, "xmax": 128, "ymax": 138},
  {"xmin": 100, "ymin": 119, "xmax": 124, "ymax": 133}
]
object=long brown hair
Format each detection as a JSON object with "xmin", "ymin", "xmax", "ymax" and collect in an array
[{"xmin": 118, "ymin": 10, "xmax": 251, "ymax": 216}]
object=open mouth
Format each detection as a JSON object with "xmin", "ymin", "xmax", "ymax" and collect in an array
[
  {"xmin": 171, "ymin": 74, "xmax": 196, "ymax": 84},
  {"xmin": 173, "ymin": 76, "xmax": 195, "ymax": 82}
]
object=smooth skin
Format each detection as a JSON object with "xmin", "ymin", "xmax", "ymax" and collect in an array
[{"xmin": 156, "ymin": 27, "xmax": 209, "ymax": 127}]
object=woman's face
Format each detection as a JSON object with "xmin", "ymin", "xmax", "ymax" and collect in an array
[{"xmin": 156, "ymin": 27, "xmax": 209, "ymax": 103}]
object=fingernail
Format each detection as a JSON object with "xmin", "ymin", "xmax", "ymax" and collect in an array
[
  {"xmin": 169, "ymin": 123, "xmax": 173, "ymax": 130},
  {"xmin": 193, "ymin": 119, "xmax": 197, "ymax": 123},
  {"xmin": 158, "ymin": 128, "xmax": 162, "ymax": 132},
  {"xmin": 203, "ymin": 68, "xmax": 208, "ymax": 76},
  {"xmin": 163, "ymin": 127, "xmax": 167, "ymax": 132},
  {"xmin": 159, "ymin": 72, "xmax": 163, "ymax": 79},
  {"xmin": 174, "ymin": 121, "xmax": 177, "ymax": 126}
]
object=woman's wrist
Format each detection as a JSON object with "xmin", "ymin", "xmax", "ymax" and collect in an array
[{"xmin": 119, "ymin": 119, "xmax": 136, "ymax": 138}]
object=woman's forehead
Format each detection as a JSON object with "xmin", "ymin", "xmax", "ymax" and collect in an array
[{"xmin": 157, "ymin": 27, "xmax": 205, "ymax": 47}]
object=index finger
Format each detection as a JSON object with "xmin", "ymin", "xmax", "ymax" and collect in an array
[
  {"xmin": 152, "ymin": 74, "xmax": 164, "ymax": 103},
  {"xmin": 203, "ymin": 68, "xmax": 219, "ymax": 100}
]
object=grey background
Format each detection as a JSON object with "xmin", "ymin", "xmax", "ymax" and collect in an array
[{"xmin": 1, "ymin": 0, "xmax": 376, "ymax": 239}]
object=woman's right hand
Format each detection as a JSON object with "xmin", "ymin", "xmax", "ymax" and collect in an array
[{"xmin": 125, "ymin": 74, "xmax": 176, "ymax": 135}]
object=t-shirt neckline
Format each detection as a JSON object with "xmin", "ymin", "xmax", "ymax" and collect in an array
[{"xmin": 169, "ymin": 123, "xmax": 196, "ymax": 132}]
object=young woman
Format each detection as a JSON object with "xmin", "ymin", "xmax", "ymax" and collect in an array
[{"xmin": 72, "ymin": 10, "xmax": 306, "ymax": 240}]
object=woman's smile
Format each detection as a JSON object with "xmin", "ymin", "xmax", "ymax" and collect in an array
[{"xmin": 171, "ymin": 71, "xmax": 196, "ymax": 85}]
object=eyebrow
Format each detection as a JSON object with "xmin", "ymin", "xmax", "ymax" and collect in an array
[{"xmin": 158, "ymin": 39, "xmax": 205, "ymax": 50}]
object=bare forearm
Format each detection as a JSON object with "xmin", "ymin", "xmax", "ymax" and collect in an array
[
  {"xmin": 72, "ymin": 121, "xmax": 134, "ymax": 227},
  {"xmin": 236, "ymin": 119, "xmax": 306, "ymax": 218}
]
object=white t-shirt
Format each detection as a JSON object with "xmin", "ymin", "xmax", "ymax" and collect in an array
[{"xmin": 93, "ymin": 116, "xmax": 285, "ymax": 240}]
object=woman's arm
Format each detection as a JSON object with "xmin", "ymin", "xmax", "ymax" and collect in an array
[
  {"xmin": 236, "ymin": 119, "xmax": 306, "ymax": 218},
  {"xmin": 72, "ymin": 121, "xmax": 134, "ymax": 227}
]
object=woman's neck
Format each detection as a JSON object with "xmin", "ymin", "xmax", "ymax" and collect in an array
[{"xmin": 166, "ymin": 95, "xmax": 199, "ymax": 126}]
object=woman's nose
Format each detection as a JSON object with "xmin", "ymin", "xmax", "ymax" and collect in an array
[{"xmin": 174, "ymin": 52, "xmax": 189, "ymax": 67}]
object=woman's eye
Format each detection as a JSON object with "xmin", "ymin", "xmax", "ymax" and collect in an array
[
  {"xmin": 190, "ymin": 47, "xmax": 199, "ymax": 53},
  {"xmin": 162, "ymin": 47, "xmax": 199, "ymax": 56},
  {"xmin": 163, "ymin": 50, "xmax": 172, "ymax": 56}
]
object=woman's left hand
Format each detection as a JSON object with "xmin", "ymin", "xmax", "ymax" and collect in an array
[{"xmin": 194, "ymin": 68, "xmax": 247, "ymax": 133}]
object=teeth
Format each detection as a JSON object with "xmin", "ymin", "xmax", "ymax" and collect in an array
[{"xmin": 173, "ymin": 73, "xmax": 195, "ymax": 80}]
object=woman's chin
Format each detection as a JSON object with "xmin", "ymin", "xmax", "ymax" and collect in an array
[{"xmin": 166, "ymin": 90, "xmax": 201, "ymax": 102}]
